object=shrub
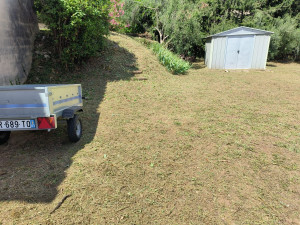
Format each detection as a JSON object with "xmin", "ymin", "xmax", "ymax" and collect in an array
[
  {"xmin": 108, "ymin": 0, "xmax": 127, "ymax": 30},
  {"xmin": 150, "ymin": 42, "xmax": 190, "ymax": 74},
  {"xmin": 268, "ymin": 16, "xmax": 300, "ymax": 61},
  {"xmin": 159, "ymin": 0, "xmax": 206, "ymax": 58},
  {"xmin": 35, "ymin": 0, "xmax": 110, "ymax": 68}
]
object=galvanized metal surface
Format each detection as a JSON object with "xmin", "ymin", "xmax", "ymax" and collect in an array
[
  {"xmin": 205, "ymin": 39, "xmax": 211, "ymax": 66},
  {"xmin": 251, "ymin": 35, "xmax": 271, "ymax": 69},
  {"xmin": 210, "ymin": 37, "xmax": 227, "ymax": 69},
  {"xmin": 0, "ymin": 84, "xmax": 83, "ymax": 121},
  {"xmin": 205, "ymin": 26, "xmax": 273, "ymax": 69},
  {"xmin": 207, "ymin": 26, "xmax": 273, "ymax": 38}
]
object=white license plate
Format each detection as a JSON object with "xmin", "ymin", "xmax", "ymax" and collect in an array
[{"xmin": 0, "ymin": 120, "xmax": 36, "ymax": 130}]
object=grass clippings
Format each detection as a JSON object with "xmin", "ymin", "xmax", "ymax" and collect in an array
[{"xmin": 0, "ymin": 32, "xmax": 299, "ymax": 224}]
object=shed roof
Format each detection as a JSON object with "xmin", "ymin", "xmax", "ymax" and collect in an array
[{"xmin": 207, "ymin": 26, "xmax": 273, "ymax": 38}]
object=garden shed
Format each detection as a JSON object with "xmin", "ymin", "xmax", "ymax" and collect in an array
[{"xmin": 205, "ymin": 26, "xmax": 273, "ymax": 69}]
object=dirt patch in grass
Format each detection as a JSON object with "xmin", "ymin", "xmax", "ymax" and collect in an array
[{"xmin": 0, "ymin": 33, "xmax": 300, "ymax": 224}]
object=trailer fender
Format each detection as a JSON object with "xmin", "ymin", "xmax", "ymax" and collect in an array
[{"xmin": 62, "ymin": 106, "xmax": 83, "ymax": 119}]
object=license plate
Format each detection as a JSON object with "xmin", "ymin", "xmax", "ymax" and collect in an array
[{"xmin": 0, "ymin": 120, "xmax": 36, "ymax": 130}]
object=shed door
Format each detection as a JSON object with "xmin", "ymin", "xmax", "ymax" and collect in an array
[{"xmin": 225, "ymin": 35, "xmax": 254, "ymax": 69}]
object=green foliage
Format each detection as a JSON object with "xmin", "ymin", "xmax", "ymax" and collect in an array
[
  {"xmin": 243, "ymin": 10, "xmax": 300, "ymax": 61},
  {"xmin": 150, "ymin": 42, "xmax": 191, "ymax": 74},
  {"xmin": 123, "ymin": 0, "xmax": 300, "ymax": 61},
  {"xmin": 269, "ymin": 16, "xmax": 300, "ymax": 60},
  {"xmin": 122, "ymin": 1, "xmax": 154, "ymax": 33},
  {"xmin": 35, "ymin": 0, "xmax": 110, "ymax": 68},
  {"xmin": 159, "ymin": 0, "xmax": 205, "ymax": 57}
]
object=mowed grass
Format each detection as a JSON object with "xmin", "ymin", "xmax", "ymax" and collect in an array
[{"xmin": 0, "ymin": 32, "xmax": 300, "ymax": 224}]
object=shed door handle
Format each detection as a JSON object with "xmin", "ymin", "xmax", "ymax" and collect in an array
[{"xmin": 237, "ymin": 50, "xmax": 240, "ymax": 54}]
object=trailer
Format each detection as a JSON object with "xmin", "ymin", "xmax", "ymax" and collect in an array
[{"xmin": 0, "ymin": 84, "xmax": 83, "ymax": 144}]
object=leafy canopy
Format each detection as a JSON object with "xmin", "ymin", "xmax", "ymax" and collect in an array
[{"xmin": 122, "ymin": 0, "xmax": 300, "ymax": 61}]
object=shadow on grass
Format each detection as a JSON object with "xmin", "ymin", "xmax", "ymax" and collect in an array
[
  {"xmin": 0, "ymin": 37, "xmax": 137, "ymax": 203},
  {"xmin": 191, "ymin": 64, "xmax": 206, "ymax": 70},
  {"xmin": 190, "ymin": 59, "xmax": 206, "ymax": 70},
  {"xmin": 266, "ymin": 63, "xmax": 277, "ymax": 67},
  {"xmin": 268, "ymin": 60, "xmax": 300, "ymax": 66}
]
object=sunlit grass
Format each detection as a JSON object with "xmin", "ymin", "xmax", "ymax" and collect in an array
[{"xmin": 0, "ymin": 33, "xmax": 299, "ymax": 224}]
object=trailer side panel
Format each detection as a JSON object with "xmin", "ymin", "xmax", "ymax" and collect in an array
[
  {"xmin": 48, "ymin": 84, "xmax": 83, "ymax": 117},
  {"xmin": 0, "ymin": 89, "xmax": 50, "ymax": 118}
]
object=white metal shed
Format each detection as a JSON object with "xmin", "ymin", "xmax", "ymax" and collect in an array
[{"xmin": 205, "ymin": 26, "xmax": 273, "ymax": 69}]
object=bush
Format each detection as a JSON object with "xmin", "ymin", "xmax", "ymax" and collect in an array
[
  {"xmin": 268, "ymin": 16, "xmax": 300, "ymax": 61},
  {"xmin": 160, "ymin": 0, "xmax": 205, "ymax": 58},
  {"xmin": 35, "ymin": 0, "xmax": 110, "ymax": 68},
  {"xmin": 150, "ymin": 42, "xmax": 190, "ymax": 74}
]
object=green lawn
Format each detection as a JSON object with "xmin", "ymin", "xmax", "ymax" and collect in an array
[{"xmin": 0, "ymin": 33, "xmax": 299, "ymax": 224}]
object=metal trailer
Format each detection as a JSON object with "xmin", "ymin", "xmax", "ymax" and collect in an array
[{"xmin": 0, "ymin": 84, "xmax": 83, "ymax": 144}]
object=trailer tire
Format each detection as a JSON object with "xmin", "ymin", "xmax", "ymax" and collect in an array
[
  {"xmin": 0, "ymin": 131, "xmax": 11, "ymax": 145},
  {"xmin": 67, "ymin": 115, "xmax": 82, "ymax": 143}
]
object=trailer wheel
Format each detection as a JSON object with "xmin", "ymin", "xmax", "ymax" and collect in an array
[
  {"xmin": 67, "ymin": 115, "xmax": 82, "ymax": 142},
  {"xmin": 0, "ymin": 131, "xmax": 11, "ymax": 145}
]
